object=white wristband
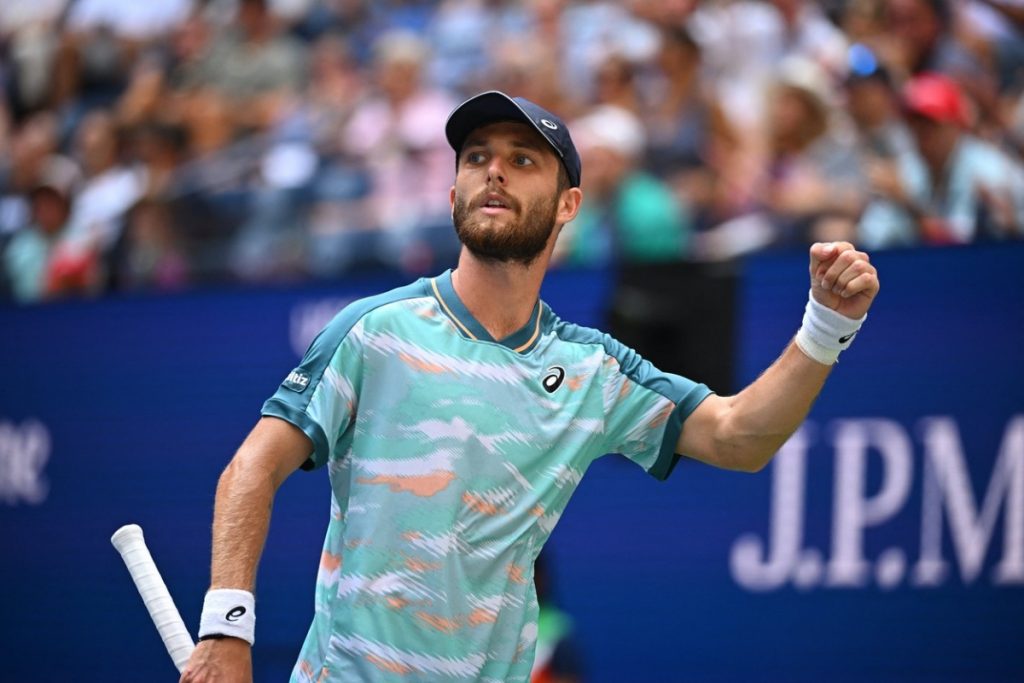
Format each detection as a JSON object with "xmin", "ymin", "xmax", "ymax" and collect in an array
[
  {"xmin": 794, "ymin": 291, "xmax": 866, "ymax": 365},
  {"xmin": 199, "ymin": 589, "xmax": 256, "ymax": 645}
]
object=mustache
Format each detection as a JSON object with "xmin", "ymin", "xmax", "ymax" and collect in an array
[{"xmin": 471, "ymin": 189, "xmax": 520, "ymax": 212}]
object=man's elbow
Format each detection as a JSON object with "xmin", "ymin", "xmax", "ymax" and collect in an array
[
  {"xmin": 736, "ymin": 449, "xmax": 774, "ymax": 473},
  {"xmin": 710, "ymin": 427, "xmax": 780, "ymax": 473}
]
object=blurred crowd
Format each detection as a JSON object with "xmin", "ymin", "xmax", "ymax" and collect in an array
[{"xmin": 1, "ymin": 0, "xmax": 1023, "ymax": 303}]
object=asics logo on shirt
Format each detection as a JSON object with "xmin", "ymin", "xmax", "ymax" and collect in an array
[{"xmin": 542, "ymin": 366, "xmax": 565, "ymax": 393}]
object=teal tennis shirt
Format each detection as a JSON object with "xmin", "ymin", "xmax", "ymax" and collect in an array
[{"xmin": 262, "ymin": 270, "xmax": 711, "ymax": 682}]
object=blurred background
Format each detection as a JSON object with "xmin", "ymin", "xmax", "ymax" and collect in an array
[{"xmin": 0, "ymin": 0, "xmax": 1022, "ymax": 681}]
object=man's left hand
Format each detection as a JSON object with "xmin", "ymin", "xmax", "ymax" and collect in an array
[{"xmin": 809, "ymin": 242, "xmax": 880, "ymax": 320}]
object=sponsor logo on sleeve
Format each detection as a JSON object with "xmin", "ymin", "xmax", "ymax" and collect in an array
[{"xmin": 283, "ymin": 369, "xmax": 311, "ymax": 392}]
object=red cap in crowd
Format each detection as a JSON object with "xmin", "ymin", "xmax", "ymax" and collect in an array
[{"xmin": 901, "ymin": 73, "xmax": 971, "ymax": 127}]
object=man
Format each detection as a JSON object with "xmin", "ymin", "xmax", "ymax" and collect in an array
[
  {"xmin": 859, "ymin": 72, "xmax": 1024, "ymax": 244},
  {"xmin": 181, "ymin": 91, "xmax": 879, "ymax": 682},
  {"xmin": 558, "ymin": 104, "xmax": 691, "ymax": 266}
]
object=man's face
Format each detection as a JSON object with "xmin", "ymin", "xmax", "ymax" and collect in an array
[
  {"xmin": 907, "ymin": 113, "xmax": 960, "ymax": 168},
  {"xmin": 451, "ymin": 121, "xmax": 571, "ymax": 266},
  {"xmin": 887, "ymin": 0, "xmax": 940, "ymax": 61}
]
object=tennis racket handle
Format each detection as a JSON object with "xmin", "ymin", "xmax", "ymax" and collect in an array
[{"xmin": 111, "ymin": 524, "xmax": 196, "ymax": 673}]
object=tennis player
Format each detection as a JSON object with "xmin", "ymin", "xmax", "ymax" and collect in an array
[{"xmin": 180, "ymin": 91, "xmax": 879, "ymax": 683}]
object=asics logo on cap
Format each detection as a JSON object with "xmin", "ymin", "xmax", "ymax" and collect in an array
[{"xmin": 540, "ymin": 119, "xmax": 559, "ymax": 130}]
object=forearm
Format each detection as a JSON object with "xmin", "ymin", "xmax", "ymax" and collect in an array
[
  {"xmin": 715, "ymin": 341, "xmax": 830, "ymax": 470},
  {"xmin": 206, "ymin": 417, "xmax": 311, "ymax": 591},
  {"xmin": 209, "ymin": 456, "xmax": 276, "ymax": 591}
]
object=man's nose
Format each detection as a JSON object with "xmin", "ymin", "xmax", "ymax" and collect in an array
[{"xmin": 487, "ymin": 158, "xmax": 507, "ymax": 185}]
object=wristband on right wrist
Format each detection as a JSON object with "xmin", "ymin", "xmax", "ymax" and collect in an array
[
  {"xmin": 198, "ymin": 588, "xmax": 256, "ymax": 645},
  {"xmin": 794, "ymin": 291, "xmax": 866, "ymax": 365}
]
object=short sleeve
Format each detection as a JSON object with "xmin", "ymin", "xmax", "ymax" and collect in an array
[
  {"xmin": 261, "ymin": 315, "xmax": 365, "ymax": 471},
  {"xmin": 599, "ymin": 336, "xmax": 712, "ymax": 481}
]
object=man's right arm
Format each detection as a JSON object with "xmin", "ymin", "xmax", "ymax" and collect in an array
[{"xmin": 179, "ymin": 416, "xmax": 312, "ymax": 683}]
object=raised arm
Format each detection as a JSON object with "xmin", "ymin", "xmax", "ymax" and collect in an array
[
  {"xmin": 677, "ymin": 242, "xmax": 879, "ymax": 472},
  {"xmin": 180, "ymin": 416, "xmax": 312, "ymax": 683}
]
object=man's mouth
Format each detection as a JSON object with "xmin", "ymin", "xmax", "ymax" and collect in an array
[{"xmin": 477, "ymin": 194, "xmax": 515, "ymax": 214}]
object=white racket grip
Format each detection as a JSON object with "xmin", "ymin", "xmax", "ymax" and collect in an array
[{"xmin": 111, "ymin": 524, "xmax": 196, "ymax": 673}]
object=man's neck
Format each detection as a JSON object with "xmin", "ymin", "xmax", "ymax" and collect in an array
[{"xmin": 451, "ymin": 250, "xmax": 550, "ymax": 341}]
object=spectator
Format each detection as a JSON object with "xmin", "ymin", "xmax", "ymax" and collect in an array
[
  {"xmin": 879, "ymin": 0, "xmax": 990, "ymax": 82},
  {"xmin": 592, "ymin": 52, "xmax": 642, "ymax": 113},
  {"xmin": 47, "ymin": 109, "xmax": 143, "ymax": 296},
  {"xmin": 0, "ymin": 112, "xmax": 68, "ymax": 238},
  {"xmin": 52, "ymin": 0, "xmax": 193, "ymax": 118},
  {"xmin": 699, "ymin": 58, "xmax": 865, "ymax": 258},
  {"xmin": 2, "ymin": 161, "xmax": 77, "ymax": 302},
  {"xmin": 0, "ymin": 0, "xmax": 68, "ymax": 119},
  {"xmin": 557, "ymin": 105, "xmax": 691, "ymax": 266},
  {"xmin": 178, "ymin": 0, "xmax": 307, "ymax": 134},
  {"xmin": 844, "ymin": 47, "xmax": 916, "ymax": 160},
  {"xmin": 641, "ymin": 26, "xmax": 741, "ymax": 230},
  {"xmin": 860, "ymin": 72, "xmax": 1024, "ymax": 244},
  {"xmin": 3, "ymin": 0, "xmax": 1024, "ymax": 302},
  {"xmin": 425, "ymin": 0, "xmax": 498, "ymax": 95},
  {"xmin": 688, "ymin": 0, "xmax": 846, "ymax": 129},
  {"xmin": 768, "ymin": 0, "xmax": 849, "ymax": 76},
  {"xmin": 342, "ymin": 30, "xmax": 458, "ymax": 273},
  {"xmin": 112, "ymin": 197, "xmax": 189, "ymax": 292}
]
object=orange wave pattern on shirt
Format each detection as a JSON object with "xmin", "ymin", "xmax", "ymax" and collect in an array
[
  {"xmin": 358, "ymin": 471, "xmax": 455, "ymax": 497},
  {"xmin": 365, "ymin": 653, "xmax": 412, "ymax": 675},
  {"xmin": 618, "ymin": 380, "xmax": 633, "ymax": 400},
  {"xmin": 300, "ymin": 660, "xmax": 315, "ymax": 677},
  {"xmin": 405, "ymin": 557, "xmax": 441, "ymax": 573},
  {"xmin": 398, "ymin": 351, "xmax": 447, "ymax": 374},
  {"xmin": 468, "ymin": 608, "xmax": 497, "ymax": 626},
  {"xmin": 320, "ymin": 551, "xmax": 342, "ymax": 573},
  {"xmin": 649, "ymin": 402, "xmax": 674, "ymax": 429},
  {"xmin": 416, "ymin": 611, "xmax": 462, "ymax": 633},
  {"xmin": 567, "ymin": 375, "xmax": 586, "ymax": 391},
  {"xmin": 462, "ymin": 491, "xmax": 501, "ymax": 515},
  {"xmin": 385, "ymin": 596, "xmax": 409, "ymax": 610},
  {"xmin": 529, "ymin": 505, "xmax": 544, "ymax": 517},
  {"xmin": 507, "ymin": 564, "xmax": 527, "ymax": 585}
]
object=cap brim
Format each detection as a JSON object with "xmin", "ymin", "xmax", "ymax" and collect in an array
[{"xmin": 445, "ymin": 91, "xmax": 565, "ymax": 163}]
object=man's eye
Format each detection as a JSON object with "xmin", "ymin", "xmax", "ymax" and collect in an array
[
  {"xmin": 466, "ymin": 151, "xmax": 486, "ymax": 164},
  {"xmin": 514, "ymin": 155, "xmax": 534, "ymax": 166}
]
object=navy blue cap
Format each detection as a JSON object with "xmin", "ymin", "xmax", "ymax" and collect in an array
[{"xmin": 445, "ymin": 91, "xmax": 581, "ymax": 188}]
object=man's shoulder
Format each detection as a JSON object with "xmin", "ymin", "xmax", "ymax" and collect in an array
[
  {"xmin": 319, "ymin": 278, "xmax": 435, "ymax": 342},
  {"xmin": 953, "ymin": 136, "xmax": 1024, "ymax": 186},
  {"xmin": 545, "ymin": 311, "xmax": 630, "ymax": 362}
]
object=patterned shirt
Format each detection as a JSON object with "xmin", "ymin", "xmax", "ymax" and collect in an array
[{"xmin": 262, "ymin": 270, "xmax": 711, "ymax": 682}]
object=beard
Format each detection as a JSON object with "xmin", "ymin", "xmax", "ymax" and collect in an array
[{"xmin": 452, "ymin": 188, "xmax": 560, "ymax": 266}]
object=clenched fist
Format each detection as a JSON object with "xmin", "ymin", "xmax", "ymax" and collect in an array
[{"xmin": 809, "ymin": 242, "xmax": 880, "ymax": 320}]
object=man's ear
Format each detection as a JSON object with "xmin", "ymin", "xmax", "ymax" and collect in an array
[{"xmin": 556, "ymin": 187, "xmax": 583, "ymax": 226}]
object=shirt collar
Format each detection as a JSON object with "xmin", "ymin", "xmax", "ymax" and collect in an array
[{"xmin": 430, "ymin": 269, "xmax": 543, "ymax": 354}]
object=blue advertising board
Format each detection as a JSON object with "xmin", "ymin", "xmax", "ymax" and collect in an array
[{"xmin": 1, "ymin": 246, "xmax": 1021, "ymax": 682}]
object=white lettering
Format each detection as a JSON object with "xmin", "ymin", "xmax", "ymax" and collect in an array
[
  {"xmin": 914, "ymin": 416, "xmax": 1024, "ymax": 586},
  {"xmin": 730, "ymin": 427, "xmax": 811, "ymax": 591},
  {"xmin": 0, "ymin": 419, "xmax": 51, "ymax": 506},
  {"xmin": 826, "ymin": 419, "xmax": 913, "ymax": 587}
]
